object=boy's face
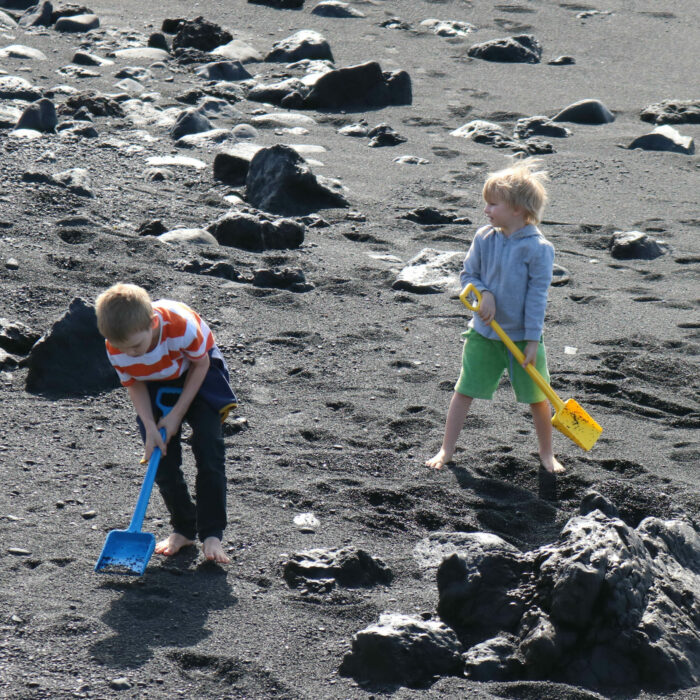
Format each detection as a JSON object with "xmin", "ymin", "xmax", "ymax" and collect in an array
[
  {"xmin": 484, "ymin": 197, "xmax": 526, "ymax": 234},
  {"xmin": 110, "ymin": 317, "xmax": 157, "ymax": 357}
]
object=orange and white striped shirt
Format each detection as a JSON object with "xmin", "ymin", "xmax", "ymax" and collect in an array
[{"xmin": 106, "ymin": 300, "xmax": 215, "ymax": 387}]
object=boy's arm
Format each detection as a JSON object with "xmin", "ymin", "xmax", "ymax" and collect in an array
[
  {"xmin": 523, "ymin": 242, "xmax": 555, "ymax": 341},
  {"xmin": 127, "ymin": 381, "xmax": 167, "ymax": 459},
  {"xmin": 157, "ymin": 353, "xmax": 210, "ymax": 443},
  {"xmin": 459, "ymin": 228, "xmax": 489, "ymax": 293}
]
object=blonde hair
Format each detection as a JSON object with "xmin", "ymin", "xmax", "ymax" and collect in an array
[
  {"xmin": 95, "ymin": 283, "xmax": 153, "ymax": 343},
  {"xmin": 482, "ymin": 157, "xmax": 548, "ymax": 224}
]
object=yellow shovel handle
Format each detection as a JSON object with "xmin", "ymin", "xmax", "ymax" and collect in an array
[{"xmin": 459, "ymin": 284, "xmax": 565, "ymax": 412}]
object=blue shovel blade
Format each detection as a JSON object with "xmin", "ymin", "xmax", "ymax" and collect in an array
[{"xmin": 94, "ymin": 529, "xmax": 156, "ymax": 576}]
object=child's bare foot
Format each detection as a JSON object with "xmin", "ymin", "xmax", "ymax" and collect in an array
[
  {"xmin": 425, "ymin": 449, "xmax": 452, "ymax": 470},
  {"xmin": 540, "ymin": 454, "xmax": 565, "ymax": 474},
  {"xmin": 155, "ymin": 533, "xmax": 195, "ymax": 556},
  {"xmin": 202, "ymin": 537, "xmax": 230, "ymax": 564}
]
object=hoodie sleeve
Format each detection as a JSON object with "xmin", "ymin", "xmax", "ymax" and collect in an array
[
  {"xmin": 459, "ymin": 226, "xmax": 490, "ymax": 293},
  {"xmin": 523, "ymin": 238, "xmax": 555, "ymax": 341}
]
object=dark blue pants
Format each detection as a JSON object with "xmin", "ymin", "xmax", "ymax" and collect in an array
[{"xmin": 137, "ymin": 382, "xmax": 227, "ymax": 542}]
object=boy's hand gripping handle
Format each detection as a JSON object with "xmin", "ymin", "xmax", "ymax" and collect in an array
[
  {"xmin": 128, "ymin": 387, "xmax": 182, "ymax": 533},
  {"xmin": 458, "ymin": 284, "xmax": 564, "ymax": 412}
]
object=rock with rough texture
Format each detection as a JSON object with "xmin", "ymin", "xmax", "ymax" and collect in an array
[
  {"xmin": 61, "ymin": 92, "xmax": 125, "ymax": 118},
  {"xmin": 172, "ymin": 16, "xmax": 232, "ymax": 52},
  {"xmin": 400, "ymin": 206, "xmax": 470, "ymax": 226},
  {"xmin": 468, "ymin": 34, "xmax": 542, "ymax": 63},
  {"xmin": 367, "ymin": 123, "xmax": 406, "ymax": 147},
  {"xmin": 627, "ymin": 125, "xmax": 694, "ymax": 155},
  {"xmin": 170, "ymin": 108, "xmax": 212, "ymax": 140},
  {"xmin": 265, "ymin": 30, "xmax": 333, "ymax": 63},
  {"xmin": 514, "ymin": 116, "xmax": 571, "ymax": 139},
  {"xmin": 311, "ymin": 1, "xmax": 364, "ymax": 18},
  {"xmin": 303, "ymin": 61, "xmax": 411, "ymax": 109},
  {"xmin": 435, "ymin": 502, "xmax": 700, "ymax": 691},
  {"xmin": 609, "ymin": 231, "xmax": 665, "ymax": 260},
  {"xmin": 54, "ymin": 13, "xmax": 99, "ymax": 32},
  {"xmin": 0, "ymin": 318, "xmax": 40, "ymax": 355},
  {"xmin": 284, "ymin": 547, "xmax": 392, "ymax": 589},
  {"xmin": 451, "ymin": 120, "xmax": 513, "ymax": 148},
  {"xmin": 0, "ymin": 76, "xmax": 42, "ymax": 101},
  {"xmin": 53, "ymin": 168, "xmax": 94, "ymax": 197},
  {"xmin": 15, "ymin": 98, "xmax": 57, "ymax": 132},
  {"xmin": 640, "ymin": 99, "xmax": 700, "ymax": 125},
  {"xmin": 195, "ymin": 60, "xmax": 251, "ymax": 82},
  {"xmin": 392, "ymin": 248, "xmax": 463, "ymax": 294},
  {"xmin": 553, "ymin": 99, "xmax": 615, "ymax": 124},
  {"xmin": 340, "ymin": 613, "xmax": 465, "ymax": 686},
  {"xmin": 25, "ymin": 298, "xmax": 119, "ymax": 396},
  {"xmin": 252, "ymin": 267, "xmax": 313, "ymax": 292},
  {"xmin": 245, "ymin": 144, "xmax": 348, "ymax": 215},
  {"xmin": 421, "ymin": 18, "xmax": 474, "ymax": 37},
  {"xmin": 213, "ymin": 142, "xmax": 262, "ymax": 184},
  {"xmin": 208, "ymin": 209, "xmax": 305, "ymax": 251}
]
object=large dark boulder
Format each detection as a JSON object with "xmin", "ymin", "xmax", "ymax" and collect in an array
[
  {"xmin": 553, "ymin": 99, "xmax": 615, "ymax": 124},
  {"xmin": 245, "ymin": 144, "xmax": 348, "ymax": 215},
  {"xmin": 340, "ymin": 613, "xmax": 465, "ymax": 686},
  {"xmin": 208, "ymin": 209, "xmax": 305, "ymax": 251},
  {"xmin": 15, "ymin": 98, "xmax": 57, "ymax": 132},
  {"xmin": 25, "ymin": 298, "xmax": 120, "ymax": 396},
  {"xmin": 302, "ymin": 61, "xmax": 411, "ymax": 109},
  {"xmin": 467, "ymin": 34, "xmax": 542, "ymax": 63},
  {"xmin": 609, "ymin": 231, "xmax": 665, "ymax": 260},
  {"xmin": 172, "ymin": 16, "xmax": 232, "ymax": 52}
]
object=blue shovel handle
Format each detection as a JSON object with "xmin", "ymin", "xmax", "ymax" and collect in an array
[{"xmin": 127, "ymin": 387, "xmax": 181, "ymax": 533}]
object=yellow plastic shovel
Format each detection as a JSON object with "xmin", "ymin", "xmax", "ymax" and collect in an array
[{"xmin": 459, "ymin": 284, "xmax": 603, "ymax": 451}]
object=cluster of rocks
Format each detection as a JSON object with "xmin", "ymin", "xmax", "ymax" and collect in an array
[{"xmin": 339, "ymin": 493, "xmax": 700, "ymax": 692}]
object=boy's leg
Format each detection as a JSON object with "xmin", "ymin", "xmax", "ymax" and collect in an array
[
  {"xmin": 530, "ymin": 400, "xmax": 565, "ymax": 474},
  {"xmin": 185, "ymin": 396, "xmax": 229, "ymax": 562},
  {"xmin": 426, "ymin": 392, "xmax": 473, "ymax": 469}
]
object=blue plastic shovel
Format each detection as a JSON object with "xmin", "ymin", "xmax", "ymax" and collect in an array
[{"xmin": 94, "ymin": 387, "xmax": 181, "ymax": 575}]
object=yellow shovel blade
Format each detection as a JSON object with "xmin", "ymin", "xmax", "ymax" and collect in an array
[{"xmin": 552, "ymin": 398, "xmax": 603, "ymax": 451}]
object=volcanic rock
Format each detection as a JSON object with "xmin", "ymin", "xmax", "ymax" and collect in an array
[
  {"xmin": 367, "ymin": 123, "xmax": 406, "ymax": 147},
  {"xmin": 265, "ymin": 30, "xmax": 333, "ymax": 62},
  {"xmin": 194, "ymin": 60, "xmax": 251, "ymax": 81},
  {"xmin": 0, "ymin": 318, "xmax": 40, "ymax": 355},
  {"xmin": 176, "ymin": 258, "xmax": 243, "ymax": 282},
  {"xmin": 208, "ymin": 209, "xmax": 305, "ymax": 251},
  {"xmin": 172, "ymin": 16, "xmax": 232, "ymax": 52},
  {"xmin": 609, "ymin": 231, "xmax": 665, "ymax": 260},
  {"xmin": 25, "ymin": 298, "xmax": 119, "ymax": 396},
  {"xmin": 553, "ymin": 99, "xmax": 615, "ymax": 124},
  {"xmin": 400, "ymin": 207, "xmax": 469, "ymax": 225},
  {"xmin": 451, "ymin": 120, "xmax": 513, "ymax": 148},
  {"xmin": 15, "ymin": 98, "xmax": 57, "ymax": 132},
  {"xmin": 302, "ymin": 61, "xmax": 411, "ymax": 109},
  {"xmin": 467, "ymin": 34, "xmax": 542, "ymax": 63},
  {"xmin": 284, "ymin": 547, "xmax": 391, "ymax": 589},
  {"xmin": 61, "ymin": 92, "xmax": 125, "ymax": 117},
  {"xmin": 170, "ymin": 108, "xmax": 212, "ymax": 140},
  {"xmin": 640, "ymin": 99, "xmax": 700, "ymax": 125},
  {"xmin": 627, "ymin": 125, "xmax": 694, "ymax": 155},
  {"xmin": 392, "ymin": 248, "xmax": 463, "ymax": 294},
  {"xmin": 210, "ymin": 39, "xmax": 262, "ymax": 63},
  {"xmin": 339, "ymin": 613, "xmax": 465, "ymax": 686},
  {"xmin": 252, "ymin": 267, "xmax": 313, "ymax": 292},
  {"xmin": 514, "ymin": 116, "xmax": 571, "ymax": 139},
  {"xmin": 435, "ymin": 505, "xmax": 700, "ymax": 690},
  {"xmin": 245, "ymin": 144, "xmax": 348, "ymax": 215},
  {"xmin": 421, "ymin": 18, "xmax": 474, "ymax": 37},
  {"xmin": 0, "ymin": 44, "xmax": 47, "ymax": 60},
  {"xmin": 311, "ymin": 1, "xmax": 364, "ymax": 18},
  {"xmin": 0, "ymin": 75, "xmax": 42, "ymax": 101},
  {"xmin": 54, "ymin": 13, "xmax": 99, "ymax": 32},
  {"xmin": 213, "ymin": 142, "xmax": 262, "ymax": 184},
  {"xmin": 158, "ymin": 228, "xmax": 219, "ymax": 246}
]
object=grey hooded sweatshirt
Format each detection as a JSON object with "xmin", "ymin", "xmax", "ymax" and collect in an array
[{"xmin": 460, "ymin": 224, "xmax": 554, "ymax": 342}]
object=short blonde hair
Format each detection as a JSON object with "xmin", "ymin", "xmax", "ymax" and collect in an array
[
  {"xmin": 95, "ymin": 283, "xmax": 153, "ymax": 343},
  {"xmin": 482, "ymin": 157, "xmax": 548, "ymax": 224}
]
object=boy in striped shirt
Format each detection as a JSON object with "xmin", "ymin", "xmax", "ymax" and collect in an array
[{"xmin": 96, "ymin": 283, "xmax": 237, "ymax": 564}]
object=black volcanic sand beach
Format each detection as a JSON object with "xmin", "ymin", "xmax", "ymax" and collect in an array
[{"xmin": 0, "ymin": 0, "xmax": 698, "ymax": 698}]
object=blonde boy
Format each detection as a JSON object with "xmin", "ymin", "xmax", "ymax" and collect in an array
[
  {"xmin": 96, "ymin": 283, "xmax": 237, "ymax": 564},
  {"xmin": 426, "ymin": 158, "xmax": 563, "ymax": 473}
]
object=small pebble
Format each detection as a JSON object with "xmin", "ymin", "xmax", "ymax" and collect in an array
[
  {"xmin": 82, "ymin": 510, "xmax": 97, "ymax": 519},
  {"xmin": 8, "ymin": 547, "xmax": 31, "ymax": 555},
  {"xmin": 109, "ymin": 677, "xmax": 131, "ymax": 691},
  {"xmin": 6, "ymin": 258, "xmax": 19, "ymax": 270}
]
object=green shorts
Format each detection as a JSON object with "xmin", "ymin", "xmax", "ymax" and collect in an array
[{"xmin": 454, "ymin": 329, "xmax": 550, "ymax": 404}]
